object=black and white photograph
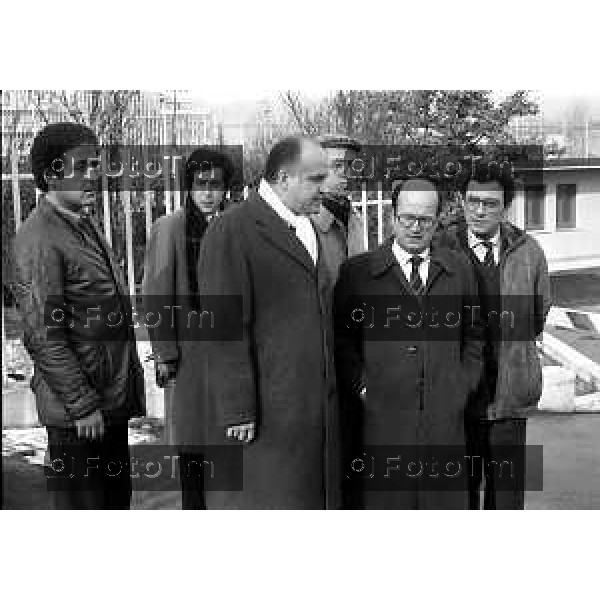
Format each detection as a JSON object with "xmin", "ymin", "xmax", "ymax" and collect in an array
[
  {"xmin": 1, "ymin": 5, "xmax": 598, "ymax": 599},
  {"xmin": 3, "ymin": 88, "xmax": 599, "ymax": 512}
]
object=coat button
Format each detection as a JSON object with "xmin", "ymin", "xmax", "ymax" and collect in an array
[{"xmin": 406, "ymin": 346, "xmax": 418, "ymax": 354}]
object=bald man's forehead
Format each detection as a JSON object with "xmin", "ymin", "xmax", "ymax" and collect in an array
[
  {"xmin": 298, "ymin": 139, "xmax": 328, "ymax": 170},
  {"xmin": 397, "ymin": 188, "xmax": 439, "ymax": 206},
  {"xmin": 397, "ymin": 179, "xmax": 439, "ymax": 215},
  {"xmin": 399, "ymin": 178, "xmax": 438, "ymax": 193}
]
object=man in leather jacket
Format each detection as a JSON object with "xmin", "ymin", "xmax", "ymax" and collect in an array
[{"xmin": 13, "ymin": 123, "xmax": 145, "ymax": 509}]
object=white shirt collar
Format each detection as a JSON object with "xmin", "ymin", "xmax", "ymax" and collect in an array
[
  {"xmin": 392, "ymin": 238, "xmax": 430, "ymax": 266},
  {"xmin": 258, "ymin": 179, "xmax": 318, "ymax": 264},
  {"xmin": 468, "ymin": 227, "xmax": 500, "ymax": 250},
  {"xmin": 258, "ymin": 178, "xmax": 297, "ymax": 227}
]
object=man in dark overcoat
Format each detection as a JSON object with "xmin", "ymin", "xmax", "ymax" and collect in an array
[
  {"xmin": 179, "ymin": 136, "xmax": 340, "ymax": 509},
  {"xmin": 334, "ymin": 178, "xmax": 485, "ymax": 509}
]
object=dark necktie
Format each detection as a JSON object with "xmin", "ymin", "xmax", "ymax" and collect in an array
[
  {"xmin": 481, "ymin": 241, "xmax": 495, "ymax": 267},
  {"xmin": 409, "ymin": 255, "xmax": 424, "ymax": 295}
]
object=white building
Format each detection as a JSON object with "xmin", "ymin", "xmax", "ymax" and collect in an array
[{"xmin": 510, "ymin": 159, "xmax": 600, "ymax": 273}]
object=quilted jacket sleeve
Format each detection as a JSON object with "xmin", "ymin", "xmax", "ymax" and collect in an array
[{"xmin": 13, "ymin": 231, "xmax": 102, "ymax": 421}]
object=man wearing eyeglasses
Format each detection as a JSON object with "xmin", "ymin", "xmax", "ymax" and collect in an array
[
  {"xmin": 436, "ymin": 164, "xmax": 551, "ymax": 510},
  {"xmin": 334, "ymin": 177, "xmax": 485, "ymax": 509}
]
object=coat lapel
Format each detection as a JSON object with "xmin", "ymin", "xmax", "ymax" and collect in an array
[
  {"xmin": 87, "ymin": 216, "xmax": 129, "ymax": 298},
  {"xmin": 249, "ymin": 192, "xmax": 316, "ymax": 275},
  {"xmin": 371, "ymin": 240, "xmax": 454, "ymax": 296},
  {"xmin": 41, "ymin": 199, "xmax": 128, "ymax": 298},
  {"xmin": 370, "ymin": 241, "xmax": 413, "ymax": 295},
  {"xmin": 423, "ymin": 259, "xmax": 443, "ymax": 295},
  {"xmin": 425, "ymin": 249, "xmax": 455, "ymax": 294}
]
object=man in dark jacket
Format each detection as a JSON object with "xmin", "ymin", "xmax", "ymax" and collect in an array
[
  {"xmin": 142, "ymin": 148, "xmax": 233, "ymax": 509},
  {"xmin": 186, "ymin": 135, "xmax": 340, "ymax": 508},
  {"xmin": 435, "ymin": 165, "xmax": 551, "ymax": 509},
  {"xmin": 334, "ymin": 178, "xmax": 484, "ymax": 509},
  {"xmin": 13, "ymin": 123, "xmax": 145, "ymax": 509}
]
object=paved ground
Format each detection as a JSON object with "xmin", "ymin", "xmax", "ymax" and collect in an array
[
  {"xmin": 550, "ymin": 269, "xmax": 600, "ymax": 313},
  {"xmin": 546, "ymin": 324, "xmax": 600, "ymax": 365},
  {"xmin": 3, "ymin": 413, "xmax": 599, "ymax": 510},
  {"xmin": 525, "ymin": 413, "xmax": 600, "ymax": 509}
]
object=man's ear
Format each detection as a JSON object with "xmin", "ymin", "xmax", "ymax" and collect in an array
[
  {"xmin": 277, "ymin": 170, "xmax": 289, "ymax": 190},
  {"xmin": 43, "ymin": 167, "xmax": 58, "ymax": 190}
]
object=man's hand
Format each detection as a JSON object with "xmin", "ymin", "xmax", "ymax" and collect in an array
[
  {"xmin": 75, "ymin": 409, "xmax": 105, "ymax": 440},
  {"xmin": 226, "ymin": 422, "xmax": 256, "ymax": 443}
]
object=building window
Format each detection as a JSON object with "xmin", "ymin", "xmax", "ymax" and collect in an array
[
  {"xmin": 525, "ymin": 185, "xmax": 546, "ymax": 230},
  {"xmin": 556, "ymin": 183, "xmax": 576, "ymax": 229}
]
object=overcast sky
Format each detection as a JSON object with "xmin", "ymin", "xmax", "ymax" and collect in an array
[{"xmin": 541, "ymin": 92, "xmax": 600, "ymax": 120}]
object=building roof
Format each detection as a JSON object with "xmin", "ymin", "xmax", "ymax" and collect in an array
[{"xmin": 516, "ymin": 158, "xmax": 600, "ymax": 171}]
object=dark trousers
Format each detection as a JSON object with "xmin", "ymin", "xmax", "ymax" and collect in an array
[
  {"xmin": 465, "ymin": 417, "xmax": 527, "ymax": 510},
  {"xmin": 45, "ymin": 423, "xmax": 131, "ymax": 510},
  {"xmin": 179, "ymin": 451, "xmax": 206, "ymax": 510}
]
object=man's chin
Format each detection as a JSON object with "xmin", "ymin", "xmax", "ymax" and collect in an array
[
  {"xmin": 468, "ymin": 221, "xmax": 496, "ymax": 236},
  {"xmin": 405, "ymin": 239, "xmax": 426, "ymax": 251},
  {"xmin": 198, "ymin": 205, "xmax": 218, "ymax": 214},
  {"xmin": 304, "ymin": 203, "xmax": 322, "ymax": 215}
]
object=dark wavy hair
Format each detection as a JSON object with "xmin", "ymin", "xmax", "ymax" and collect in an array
[
  {"xmin": 184, "ymin": 148, "xmax": 233, "ymax": 308},
  {"xmin": 184, "ymin": 147, "xmax": 233, "ymax": 193},
  {"xmin": 463, "ymin": 160, "xmax": 515, "ymax": 208},
  {"xmin": 31, "ymin": 123, "xmax": 98, "ymax": 192}
]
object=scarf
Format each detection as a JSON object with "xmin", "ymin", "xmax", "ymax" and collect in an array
[
  {"xmin": 184, "ymin": 193, "xmax": 209, "ymax": 309},
  {"xmin": 321, "ymin": 192, "xmax": 351, "ymax": 228}
]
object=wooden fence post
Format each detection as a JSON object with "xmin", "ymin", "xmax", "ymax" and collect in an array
[
  {"xmin": 163, "ymin": 155, "xmax": 171, "ymax": 215},
  {"xmin": 122, "ymin": 185, "xmax": 136, "ymax": 301},
  {"xmin": 361, "ymin": 182, "xmax": 368, "ymax": 251},
  {"xmin": 11, "ymin": 148, "xmax": 21, "ymax": 233},
  {"xmin": 145, "ymin": 190, "xmax": 154, "ymax": 241},
  {"xmin": 102, "ymin": 150, "xmax": 112, "ymax": 246},
  {"xmin": 173, "ymin": 152, "xmax": 181, "ymax": 211}
]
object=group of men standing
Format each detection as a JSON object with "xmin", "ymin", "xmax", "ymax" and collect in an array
[{"xmin": 13, "ymin": 122, "xmax": 550, "ymax": 510}]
